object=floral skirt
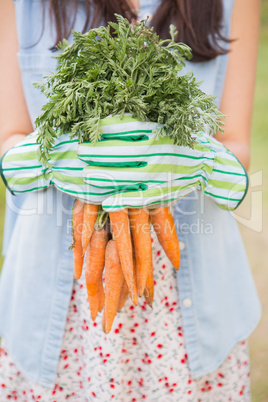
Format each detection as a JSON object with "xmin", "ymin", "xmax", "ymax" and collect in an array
[{"xmin": 0, "ymin": 231, "xmax": 250, "ymax": 401}]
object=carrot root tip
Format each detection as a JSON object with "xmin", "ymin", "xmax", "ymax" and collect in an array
[{"xmin": 138, "ymin": 286, "xmax": 146, "ymax": 298}]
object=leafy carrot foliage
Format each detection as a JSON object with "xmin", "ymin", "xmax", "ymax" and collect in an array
[{"xmin": 35, "ymin": 14, "xmax": 224, "ymax": 166}]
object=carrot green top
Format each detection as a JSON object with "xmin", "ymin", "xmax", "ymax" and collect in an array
[{"xmin": 34, "ymin": 14, "xmax": 224, "ymax": 166}]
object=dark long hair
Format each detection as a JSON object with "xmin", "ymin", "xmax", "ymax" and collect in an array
[{"xmin": 45, "ymin": 0, "xmax": 230, "ymax": 62}]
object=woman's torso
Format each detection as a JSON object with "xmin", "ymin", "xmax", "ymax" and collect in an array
[{"xmin": 0, "ymin": 0, "xmax": 261, "ymax": 387}]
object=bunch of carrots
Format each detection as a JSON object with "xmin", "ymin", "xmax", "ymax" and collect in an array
[{"xmin": 72, "ymin": 201, "xmax": 181, "ymax": 334}]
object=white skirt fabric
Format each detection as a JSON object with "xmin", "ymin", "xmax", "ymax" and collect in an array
[{"xmin": 0, "ymin": 231, "xmax": 251, "ymax": 401}]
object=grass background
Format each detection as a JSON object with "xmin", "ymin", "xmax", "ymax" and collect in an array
[{"xmin": 0, "ymin": 2, "xmax": 268, "ymax": 399}]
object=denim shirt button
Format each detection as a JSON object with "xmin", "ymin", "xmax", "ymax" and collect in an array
[
  {"xmin": 183, "ymin": 298, "xmax": 192, "ymax": 308},
  {"xmin": 179, "ymin": 241, "xmax": 185, "ymax": 251}
]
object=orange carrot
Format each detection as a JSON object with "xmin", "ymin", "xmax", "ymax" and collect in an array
[
  {"xmin": 144, "ymin": 261, "xmax": 154, "ymax": 308},
  {"xmin": 109, "ymin": 210, "xmax": 138, "ymax": 305},
  {"xmin": 150, "ymin": 206, "xmax": 180, "ymax": 270},
  {"xmin": 102, "ymin": 240, "xmax": 124, "ymax": 334},
  {"xmin": 102, "ymin": 309, "xmax": 106, "ymax": 333},
  {"xmin": 72, "ymin": 200, "xmax": 85, "ymax": 279},
  {"xmin": 98, "ymin": 279, "xmax": 105, "ymax": 313},
  {"xmin": 117, "ymin": 278, "xmax": 129, "ymax": 312},
  {"xmin": 85, "ymin": 228, "xmax": 108, "ymax": 321},
  {"xmin": 129, "ymin": 208, "xmax": 152, "ymax": 296},
  {"xmin": 82, "ymin": 204, "xmax": 99, "ymax": 254}
]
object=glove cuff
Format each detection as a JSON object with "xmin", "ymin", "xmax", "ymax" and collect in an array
[
  {"xmin": 202, "ymin": 135, "xmax": 249, "ymax": 211},
  {"xmin": 0, "ymin": 132, "xmax": 50, "ymax": 196}
]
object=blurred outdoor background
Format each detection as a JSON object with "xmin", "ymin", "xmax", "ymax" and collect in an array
[
  {"xmin": 235, "ymin": 0, "xmax": 268, "ymax": 400},
  {"xmin": 0, "ymin": 1, "xmax": 267, "ymax": 400}
]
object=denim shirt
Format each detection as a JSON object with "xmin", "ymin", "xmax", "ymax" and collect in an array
[{"xmin": 0, "ymin": 0, "xmax": 261, "ymax": 387}]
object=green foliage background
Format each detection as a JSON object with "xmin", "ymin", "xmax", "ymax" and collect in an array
[{"xmin": 0, "ymin": 2, "xmax": 268, "ymax": 399}]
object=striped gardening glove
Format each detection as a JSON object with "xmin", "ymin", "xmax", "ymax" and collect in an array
[
  {"xmin": 0, "ymin": 129, "xmax": 150, "ymax": 204},
  {"xmin": 0, "ymin": 131, "xmax": 103, "ymax": 203},
  {"xmin": 0, "ymin": 116, "xmax": 248, "ymax": 210},
  {"xmin": 77, "ymin": 115, "xmax": 249, "ymax": 212}
]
